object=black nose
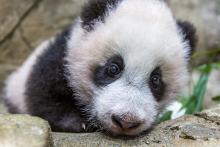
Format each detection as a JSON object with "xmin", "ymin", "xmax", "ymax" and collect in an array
[{"xmin": 111, "ymin": 114, "xmax": 142, "ymax": 130}]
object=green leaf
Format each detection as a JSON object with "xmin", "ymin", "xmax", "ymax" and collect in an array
[
  {"xmin": 184, "ymin": 98, "xmax": 196, "ymax": 114},
  {"xmin": 169, "ymin": 62, "xmax": 214, "ymax": 120},
  {"xmin": 157, "ymin": 111, "xmax": 172, "ymax": 123},
  {"xmin": 193, "ymin": 74, "xmax": 209, "ymax": 112},
  {"xmin": 196, "ymin": 64, "xmax": 212, "ymax": 74},
  {"xmin": 212, "ymin": 96, "xmax": 220, "ymax": 101},
  {"xmin": 180, "ymin": 71, "xmax": 210, "ymax": 115}
]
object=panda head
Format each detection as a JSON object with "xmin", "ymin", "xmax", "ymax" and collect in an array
[{"xmin": 66, "ymin": 0, "xmax": 196, "ymax": 136}]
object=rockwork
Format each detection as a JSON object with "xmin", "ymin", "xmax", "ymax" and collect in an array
[{"xmin": 0, "ymin": 107, "xmax": 219, "ymax": 147}]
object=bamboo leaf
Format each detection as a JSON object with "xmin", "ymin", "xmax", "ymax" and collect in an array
[
  {"xmin": 157, "ymin": 111, "xmax": 172, "ymax": 123},
  {"xmin": 196, "ymin": 64, "xmax": 212, "ymax": 74},
  {"xmin": 194, "ymin": 74, "xmax": 209, "ymax": 112}
]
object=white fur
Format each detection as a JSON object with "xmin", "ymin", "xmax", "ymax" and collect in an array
[
  {"xmin": 93, "ymin": 79, "xmax": 158, "ymax": 135},
  {"xmin": 66, "ymin": 0, "xmax": 190, "ymax": 135},
  {"xmin": 4, "ymin": 39, "xmax": 53, "ymax": 113}
]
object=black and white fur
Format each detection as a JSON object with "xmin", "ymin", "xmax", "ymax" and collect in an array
[{"xmin": 4, "ymin": 0, "xmax": 196, "ymax": 136}]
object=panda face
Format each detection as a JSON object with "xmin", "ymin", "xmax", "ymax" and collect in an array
[{"xmin": 66, "ymin": 0, "xmax": 195, "ymax": 136}]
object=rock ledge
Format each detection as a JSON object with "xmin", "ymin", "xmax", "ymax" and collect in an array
[{"xmin": 1, "ymin": 107, "xmax": 220, "ymax": 147}]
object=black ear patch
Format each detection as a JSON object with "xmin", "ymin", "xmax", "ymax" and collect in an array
[
  {"xmin": 177, "ymin": 21, "xmax": 197, "ymax": 55},
  {"xmin": 80, "ymin": 0, "xmax": 120, "ymax": 31}
]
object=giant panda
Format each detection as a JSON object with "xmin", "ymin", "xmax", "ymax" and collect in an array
[{"xmin": 3, "ymin": 0, "xmax": 196, "ymax": 136}]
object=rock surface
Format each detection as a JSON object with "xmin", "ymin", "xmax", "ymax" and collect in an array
[
  {"xmin": 0, "ymin": 0, "xmax": 86, "ymax": 90},
  {"xmin": 0, "ymin": 101, "xmax": 7, "ymax": 114},
  {"xmin": 53, "ymin": 107, "xmax": 220, "ymax": 147},
  {"xmin": 0, "ymin": 107, "xmax": 220, "ymax": 146},
  {"xmin": 167, "ymin": 0, "xmax": 220, "ymax": 64},
  {"xmin": 0, "ymin": 114, "xmax": 53, "ymax": 147},
  {"xmin": 168, "ymin": 0, "xmax": 220, "ymax": 50}
]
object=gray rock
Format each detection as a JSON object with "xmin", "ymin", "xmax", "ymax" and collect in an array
[
  {"xmin": 0, "ymin": 0, "xmax": 86, "ymax": 91},
  {"xmin": 0, "ymin": 87, "xmax": 8, "ymax": 114},
  {"xmin": 53, "ymin": 108, "xmax": 220, "ymax": 147},
  {"xmin": 0, "ymin": 114, "xmax": 53, "ymax": 147},
  {"xmin": 0, "ymin": 102, "xmax": 7, "ymax": 114},
  {"xmin": 167, "ymin": 0, "xmax": 220, "ymax": 50},
  {"xmin": 0, "ymin": 0, "xmax": 38, "ymax": 43},
  {"xmin": 0, "ymin": 107, "xmax": 220, "ymax": 147},
  {"xmin": 196, "ymin": 106, "xmax": 220, "ymax": 124},
  {"xmin": 167, "ymin": 0, "xmax": 220, "ymax": 65},
  {"xmin": 0, "ymin": 0, "xmax": 86, "ymax": 65}
]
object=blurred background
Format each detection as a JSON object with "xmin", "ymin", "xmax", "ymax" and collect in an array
[{"xmin": 0, "ymin": 0, "xmax": 220, "ymax": 113}]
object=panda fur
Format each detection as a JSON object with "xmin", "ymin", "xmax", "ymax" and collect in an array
[{"xmin": 3, "ymin": 0, "xmax": 196, "ymax": 136}]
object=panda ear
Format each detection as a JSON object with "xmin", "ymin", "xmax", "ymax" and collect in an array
[
  {"xmin": 177, "ymin": 21, "xmax": 197, "ymax": 55},
  {"xmin": 80, "ymin": 0, "xmax": 120, "ymax": 31}
]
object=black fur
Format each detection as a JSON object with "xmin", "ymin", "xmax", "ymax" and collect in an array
[
  {"xmin": 93, "ymin": 55, "xmax": 124, "ymax": 86},
  {"xmin": 81, "ymin": 0, "xmax": 121, "ymax": 31},
  {"xmin": 178, "ymin": 21, "xmax": 197, "ymax": 55},
  {"xmin": 149, "ymin": 67, "xmax": 166, "ymax": 101},
  {"xmin": 25, "ymin": 27, "xmax": 86, "ymax": 132},
  {"xmin": 3, "ymin": 99, "xmax": 20, "ymax": 113}
]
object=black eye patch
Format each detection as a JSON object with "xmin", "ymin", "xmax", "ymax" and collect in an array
[
  {"xmin": 149, "ymin": 67, "xmax": 166, "ymax": 101},
  {"xmin": 93, "ymin": 55, "xmax": 124, "ymax": 87}
]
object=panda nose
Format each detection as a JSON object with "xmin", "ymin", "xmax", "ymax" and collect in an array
[{"xmin": 111, "ymin": 114, "xmax": 143, "ymax": 130}]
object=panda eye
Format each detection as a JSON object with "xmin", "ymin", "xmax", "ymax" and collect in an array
[
  {"xmin": 149, "ymin": 67, "xmax": 165, "ymax": 101},
  {"xmin": 93, "ymin": 56, "xmax": 124, "ymax": 86},
  {"xmin": 107, "ymin": 63, "xmax": 121, "ymax": 77},
  {"xmin": 150, "ymin": 74, "xmax": 161, "ymax": 89}
]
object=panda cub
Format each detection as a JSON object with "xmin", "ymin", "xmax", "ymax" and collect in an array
[{"xmin": 4, "ymin": 0, "xmax": 196, "ymax": 136}]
